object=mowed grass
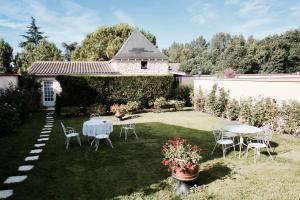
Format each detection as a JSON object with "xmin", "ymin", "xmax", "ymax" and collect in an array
[{"xmin": 0, "ymin": 111, "xmax": 300, "ymax": 199}]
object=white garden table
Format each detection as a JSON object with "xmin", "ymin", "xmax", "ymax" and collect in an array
[
  {"xmin": 82, "ymin": 119, "xmax": 113, "ymax": 137},
  {"xmin": 223, "ymin": 124, "xmax": 262, "ymax": 158},
  {"xmin": 82, "ymin": 119, "xmax": 113, "ymax": 150}
]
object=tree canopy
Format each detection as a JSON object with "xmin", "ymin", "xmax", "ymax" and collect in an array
[
  {"xmin": 165, "ymin": 28, "xmax": 300, "ymax": 75},
  {"xmin": 16, "ymin": 40, "xmax": 62, "ymax": 73},
  {"xmin": 19, "ymin": 17, "xmax": 46, "ymax": 48},
  {"xmin": 0, "ymin": 39, "xmax": 13, "ymax": 72},
  {"xmin": 62, "ymin": 42, "xmax": 78, "ymax": 61},
  {"xmin": 71, "ymin": 23, "xmax": 157, "ymax": 61}
]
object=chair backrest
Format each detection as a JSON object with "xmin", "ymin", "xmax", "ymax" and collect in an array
[
  {"xmin": 60, "ymin": 121, "xmax": 67, "ymax": 137},
  {"xmin": 90, "ymin": 113, "xmax": 101, "ymax": 120},
  {"xmin": 212, "ymin": 129, "xmax": 222, "ymax": 142},
  {"xmin": 129, "ymin": 115, "xmax": 138, "ymax": 128}
]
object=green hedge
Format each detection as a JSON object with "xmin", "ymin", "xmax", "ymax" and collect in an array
[{"xmin": 56, "ymin": 75, "xmax": 175, "ymax": 107}]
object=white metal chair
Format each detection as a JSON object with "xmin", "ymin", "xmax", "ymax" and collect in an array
[
  {"xmin": 94, "ymin": 134, "xmax": 114, "ymax": 151},
  {"xmin": 246, "ymin": 133, "xmax": 273, "ymax": 163},
  {"xmin": 60, "ymin": 121, "xmax": 81, "ymax": 150},
  {"xmin": 120, "ymin": 115, "xmax": 138, "ymax": 141},
  {"xmin": 211, "ymin": 129, "xmax": 236, "ymax": 158},
  {"xmin": 90, "ymin": 113, "xmax": 102, "ymax": 120}
]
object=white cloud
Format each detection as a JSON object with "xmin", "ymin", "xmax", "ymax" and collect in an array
[
  {"xmin": 186, "ymin": 1, "xmax": 218, "ymax": 25},
  {"xmin": 0, "ymin": 0, "xmax": 102, "ymax": 51},
  {"xmin": 224, "ymin": 0, "xmax": 240, "ymax": 5},
  {"xmin": 113, "ymin": 10, "xmax": 134, "ymax": 25},
  {"xmin": 239, "ymin": 0, "xmax": 272, "ymax": 16},
  {"xmin": 0, "ymin": 19, "xmax": 26, "ymax": 29}
]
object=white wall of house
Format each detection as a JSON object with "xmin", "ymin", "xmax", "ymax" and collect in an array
[
  {"xmin": 194, "ymin": 74, "xmax": 300, "ymax": 103},
  {"xmin": 0, "ymin": 75, "xmax": 18, "ymax": 90},
  {"xmin": 110, "ymin": 60, "xmax": 169, "ymax": 75}
]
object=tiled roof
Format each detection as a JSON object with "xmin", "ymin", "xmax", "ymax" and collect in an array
[
  {"xmin": 30, "ymin": 61, "xmax": 117, "ymax": 76},
  {"xmin": 113, "ymin": 29, "xmax": 168, "ymax": 60}
]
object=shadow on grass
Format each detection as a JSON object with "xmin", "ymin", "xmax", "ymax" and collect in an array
[{"xmin": 13, "ymin": 121, "xmax": 230, "ymax": 200}]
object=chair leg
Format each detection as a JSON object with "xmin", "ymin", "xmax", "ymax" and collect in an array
[
  {"xmin": 232, "ymin": 143, "xmax": 236, "ymax": 157},
  {"xmin": 222, "ymin": 144, "xmax": 226, "ymax": 159},
  {"xmin": 107, "ymin": 138, "xmax": 114, "ymax": 149},
  {"xmin": 95, "ymin": 139, "xmax": 99, "ymax": 151},
  {"xmin": 245, "ymin": 146, "xmax": 249, "ymax": 159},
  {"xmin": 266, "ymin": 147, "xmax": 273, "ymax": 160},
  {"xmin": 133, "ymin": 129, "xmax": 138, "ymax": 139},
  {"xmin": 125, "ymin": 129, "xmax": 128, "ymax": 141},
  {"xmin": 77, "ymin": 136, "xmax": 82, "ymax": 146},
  {"xmin": 66, "ymin": 138, "xmax": 70, "ymax": 150},
  {"xmin": 211, "ymin": 143, "xmax": 218, "ymax": 155},
  {"xmin": 120, "ymin": 128, "xmax": 123, "ymax": 137}
]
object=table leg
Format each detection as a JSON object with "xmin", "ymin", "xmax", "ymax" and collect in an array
[{"xmin": 239, "ymin": 136, "xmax": 243, "ymax": 158}]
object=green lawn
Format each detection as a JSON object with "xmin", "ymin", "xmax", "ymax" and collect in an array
[{"xmin": 1, "ymin": 111, "xmax": 300, "ymax": 199}]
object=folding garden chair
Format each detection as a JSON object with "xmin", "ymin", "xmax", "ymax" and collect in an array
[
  {"xmin": 60, "ymin": 121, "xmax": 81, "ymax": 150},
  {"xmin": 211, "ymin": 129, "xmax": 236, "ymax": 158},
  {"xmin": 120, "ymin": 115, "xmax": 138, "ymax": 141}
]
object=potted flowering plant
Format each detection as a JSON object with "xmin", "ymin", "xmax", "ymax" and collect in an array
[
  {"xmin": 161, "ymin": 137, "xmax": 202, "ymax": 181},
  {"xmin": 110, "ymin": 104, "xmax": 127, "ymax": 120}
]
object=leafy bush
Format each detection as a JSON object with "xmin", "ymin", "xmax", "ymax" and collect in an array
[
  {"xmin": 205, "ymin": 83, "xmax": 217, "ymax": 114},
  {"xmin": 239, "ymin": 98, "xmax": 253, "ymax": 124},
  {"xmin": 60, "ymin": 107, "xmax": 81, "ymax": 117},
  {"xmin": 154, "ymin": 97, "xmax": 167, "ymax": 112},
  {"xmin": 226, "ymin": 99, "xmax": 240, "ymax": 120},
  {"xmin": 194, "ymin": 87, "xmax": 206, "ymax": 112},
  {"xmin": 174, "ymin": 100, "xmax": 185, "ymax": 111},
  {"xmin": 174, "ymin": 85, "xmax": 192, "ymax": 106},
  {"xmin": 56, "ymin": 75, "xmax": 174, "ymax": 107},
  {"xmin": 214, "ymin": 88, "xmax": 229, "ymax": 117},
  {"xmin": 251, "ymin": 97, "xmax": 279, "ymax": 127},
  {"xmin": 0, "ymin": 103, "xmax": 21, "ymax": 136},
  {"xmin": 280, "ymin": 100, "xmax": 300, "ymax": 134},
  {"xmin": 126, "ymin": 101, "xmax": 141, "ymax": 113},
  {"xmin": 110, "ymin": 104, "xmax": 128, "ymax": 115}
]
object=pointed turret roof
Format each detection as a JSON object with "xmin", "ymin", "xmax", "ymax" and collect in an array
[{"xmin": 113, "ymin": 29, "xmax": 168, "ymax": 60}]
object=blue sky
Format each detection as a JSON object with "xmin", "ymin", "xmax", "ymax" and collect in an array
[{"xmin": 0, "ymin": 0, "xmax": 299, "ymax": 53}]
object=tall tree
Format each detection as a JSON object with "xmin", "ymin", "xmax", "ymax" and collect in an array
[
  {"xmin": 62, "ymin": 42, "xmax": 78, "ymax": 61},
  {"xmin": 19, "ymin": 17, "xmax": 46, "ymax": 48},
  {"xmin": 16, "ymin": 39, "xmax": 61, "ymax": 73},
  {"xmin": 0, "ymin": 39, "xmax": 13, "ymax": 72},
  {"xmin": 71, "ymin": 23, "xmax": 156, "ymax": 61}
]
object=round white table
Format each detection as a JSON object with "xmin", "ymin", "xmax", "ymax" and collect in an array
[
  {"xmin": 224, "ymin": 124, "xmax": 262, "ymax": 158},
  {"xmin": 82, "ymin": 119, "xmax": 113, "ymax": 137}
]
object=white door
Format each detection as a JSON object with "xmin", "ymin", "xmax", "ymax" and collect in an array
[{"xmin": 43, "ymin": 81, "xmax": 55, "ymax": 107}]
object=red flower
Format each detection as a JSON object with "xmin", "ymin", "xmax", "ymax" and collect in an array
[
  {"xmin": 161, "ymin": 159, "xmax": 169, "ymax": 166},
  {"xmin": 191, "ymin": 145, "xmax": 199, "ymax": 151}
]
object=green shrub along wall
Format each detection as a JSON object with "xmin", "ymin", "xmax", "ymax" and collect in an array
[{"xmin": 56, "ymin": 75, "xmax": 175, "ymax": 107}]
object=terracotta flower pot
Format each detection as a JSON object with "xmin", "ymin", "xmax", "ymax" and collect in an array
[
  {"xmin": 172, "ymin": 165, "xmax": 199, "ymax": 181},
  {"xmin": 115, "ymin": 111, "xmax": 125, "ymax": 119}
]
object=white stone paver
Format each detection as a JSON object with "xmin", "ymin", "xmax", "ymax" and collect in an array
[
  {"xmin": 4, "ymin": 176, "xmax": 27, "ymax": 184},
  {"xmin": 30, "ymin": 149, "xmax": 43, "ymax": 154},
  {"xmin": 42, "ymin": 128, "xmax": 52, "ymax": 131},
  {"xmin": 37, "ymin": 138, "xmax": 49, "ymax": 141},
  {"xmin": 41, "ymin": 131, "xmax": 51, "ymax": 134},
  {"xmin": 25, "ymin": 156, "xmax": 39, "ymax": 161},
  {"xmin": 40, "ymin": 134, "xmax": 50, "ymax": 137},
  {"xmin": 44, "ymin": 125, "xmax": 53, "ymax": 128},
  {"xmin": 34, "ymin": 143, "xmax": 45, "ymax": 147},
  {"xmin": 0, "ymin": 189, "xmax": 13, "ymax": 199},
  {"xmin": 18, "ymin": 165, "xmax": 34, "ymax": 172}
]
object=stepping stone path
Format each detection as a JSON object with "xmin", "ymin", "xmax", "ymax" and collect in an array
[
  {"xmin": 25, "ymin": 156, "xmax": 39, "ymax": 161},
  {"xmin": 1, "ymin": 112, "xmax": 54, "ymax": 199},
  {"xmin": 34, "ymin": 143, "xmax": 46, "ymax": 148},
  {"xmin": 0, "ymin": 190, "xmax": 13, "ymax": 199},
  {"xmin": 4, "ymin": 176, "xmax": 27, "ymax": 184},
  {"xmin": 40, "ymin": 134, "xmax": 50, "ymax": 137},
  {"xmin": 18, "ymin": 165, "xmax": 34, "ymax": 172},
  {"xmin": 37, "ymin": 138, "xmax": 49, "ymax": 142},
  {"xmin": 30, "ymin": 149, "xmax": 43, "ymax": 154}
]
